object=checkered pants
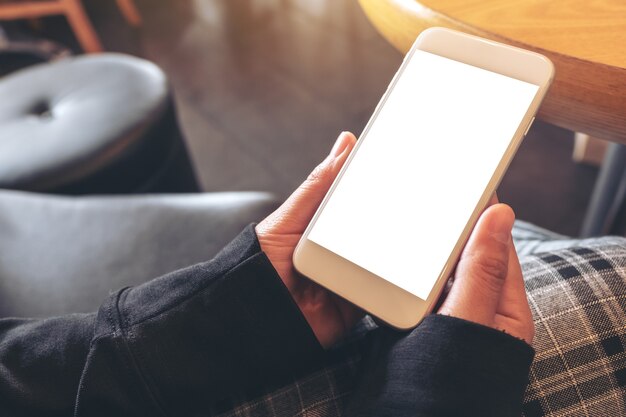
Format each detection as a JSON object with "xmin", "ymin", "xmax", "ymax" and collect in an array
[{"xmin": 220, "ymin": 221, "xmax": 626, "ymax": 417}]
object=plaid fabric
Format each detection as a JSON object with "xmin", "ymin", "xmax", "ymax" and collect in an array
[
  {"xmin": 217, "ymin": 356, "xmax": 359, "ymax": 417},
  {"xmin": 513, "ymin": 220, "xmax": 570, "ymax": 256},
  {"xmin": 521, "ymin": 236, "xmax": 626, "ymax": 416},
  {"xmin": 220, "ymin": 222, "xmax": 626, "ymax": 417}
]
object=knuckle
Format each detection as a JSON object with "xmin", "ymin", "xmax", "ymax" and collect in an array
[
  {"xmin": 476, "ymin": 255, "xmax": 509, "ymax": 281},
  {"xmin": 306, "ymin": 162, "xmax": 329, "ymax": 183},
  {"xmin": 471, "ymin": 254, "xmax": 509, "ymax": 290}
]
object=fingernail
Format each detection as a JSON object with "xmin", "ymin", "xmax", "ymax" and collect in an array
[
  {"xmin": 330, "ymin": 132, "xmax": 350, "ymax": 158},
  {"xmin": 489, "ymin": 207, "xmax": 515, "ymax": 244}
]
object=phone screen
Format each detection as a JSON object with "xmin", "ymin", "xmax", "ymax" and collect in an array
[{"xmin": 308, "ymin": 49, "xmax": 539, "ymax": 300}]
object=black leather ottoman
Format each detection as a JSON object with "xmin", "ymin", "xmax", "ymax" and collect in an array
[{"xmin": 0, "ymin": 53, "xmax": 199, "ymax": 194}]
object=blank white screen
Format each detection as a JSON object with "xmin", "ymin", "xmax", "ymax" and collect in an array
[{"xmin": 308, "ymin": 49, "xmax": 539, "ymax": 300}]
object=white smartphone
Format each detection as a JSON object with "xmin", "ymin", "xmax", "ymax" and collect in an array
[{"xmin": 293, "ymin": 27, "xmax": 554, "ymax": 329}]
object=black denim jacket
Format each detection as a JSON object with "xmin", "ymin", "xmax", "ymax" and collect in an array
[{"xmin": 0, "ymin": 225, "xmax": 533, "ymax": 416}]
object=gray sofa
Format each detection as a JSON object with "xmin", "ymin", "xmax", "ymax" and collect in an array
[{"xmin": 0, "ymin": 190, "xmax": 279, "ymax": 317}]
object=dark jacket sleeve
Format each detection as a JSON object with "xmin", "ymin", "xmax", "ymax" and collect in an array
[
  {"xmin": 0, "ymin": 225, "xmax": 324, "ymax": 417},
  {"xmin": 1, "ymin": 223, "xmax": 535, "ymax": 417},
  {"xmin": 346, "ymin": 314, "xmax": 535, "ymax": 417}
]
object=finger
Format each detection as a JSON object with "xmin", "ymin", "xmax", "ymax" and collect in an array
[
  {"xmin": 258, "ymin": 132, "xmax": 357, "ymax": 234},
  {"xmin": 287, "ymin": 131, "xmax": 356, "ymax": 221},
  {"xmin": 432, "ymin": 192, "xmax": 501, "ymax": 312},
  {"xmin": 494, "ymin": 243, "xmax": 535, "ymax": 343},
  {"xmin": 438, "ymin": 204, "xmax": 515, "ymax": 328}
]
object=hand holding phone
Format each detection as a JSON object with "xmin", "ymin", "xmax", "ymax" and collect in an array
[
  {"xmin": 293, "ymin": 28, "xmax": 553, "ymax": 330},
  {"xmin": 256, "ymin": 132, "xmax": 361, "ymax": 348},
  {"xmin": 256, "ymin": 132, "xmax": 533, "ymax": 348},
  {"xmin": 438, "ymin": 200, "xmax": 534, "ymax": 344}
]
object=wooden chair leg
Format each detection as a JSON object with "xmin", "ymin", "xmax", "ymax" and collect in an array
[
  {"xmin": 116, "ymin": 0, "xmax": 142, "ymax": 26},
  {"xmin": 62, "ymin": 0, "xmax": 103, "ymax": 53}
]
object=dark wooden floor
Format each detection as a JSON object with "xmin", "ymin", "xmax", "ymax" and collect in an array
[{"xmin": 18, "ymin": 0, "xmax": 599, "ymax": 236}]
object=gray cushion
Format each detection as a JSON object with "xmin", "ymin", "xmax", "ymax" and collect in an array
[
  {"xmin": 0, "ymin": 190, "xmax": 280, "ymax": 317},
  {"xmin": 0, "ymin": 53, "xmax": 198, "ymax": 193}
]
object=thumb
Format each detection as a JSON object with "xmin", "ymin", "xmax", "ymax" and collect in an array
[
  {"xmin": 260, "ymin": 132, "xmax": 356, "ymax": 233},
  {"xmin": 439, "ymin": 204, "xmax": 515, "ymax": 327}
]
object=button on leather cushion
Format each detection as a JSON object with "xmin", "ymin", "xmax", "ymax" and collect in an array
[{"xmin": 0, "ymin": 54, "xmax": 168, "ymax": 190}]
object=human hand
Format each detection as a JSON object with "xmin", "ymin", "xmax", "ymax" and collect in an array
[
  {"xmin": 255, "ymin": 132, "xmax": 362, "ymax": 348},
  {"xmin": 438, "ymin": 199, "xmax": 534, "ymax": 344}
]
